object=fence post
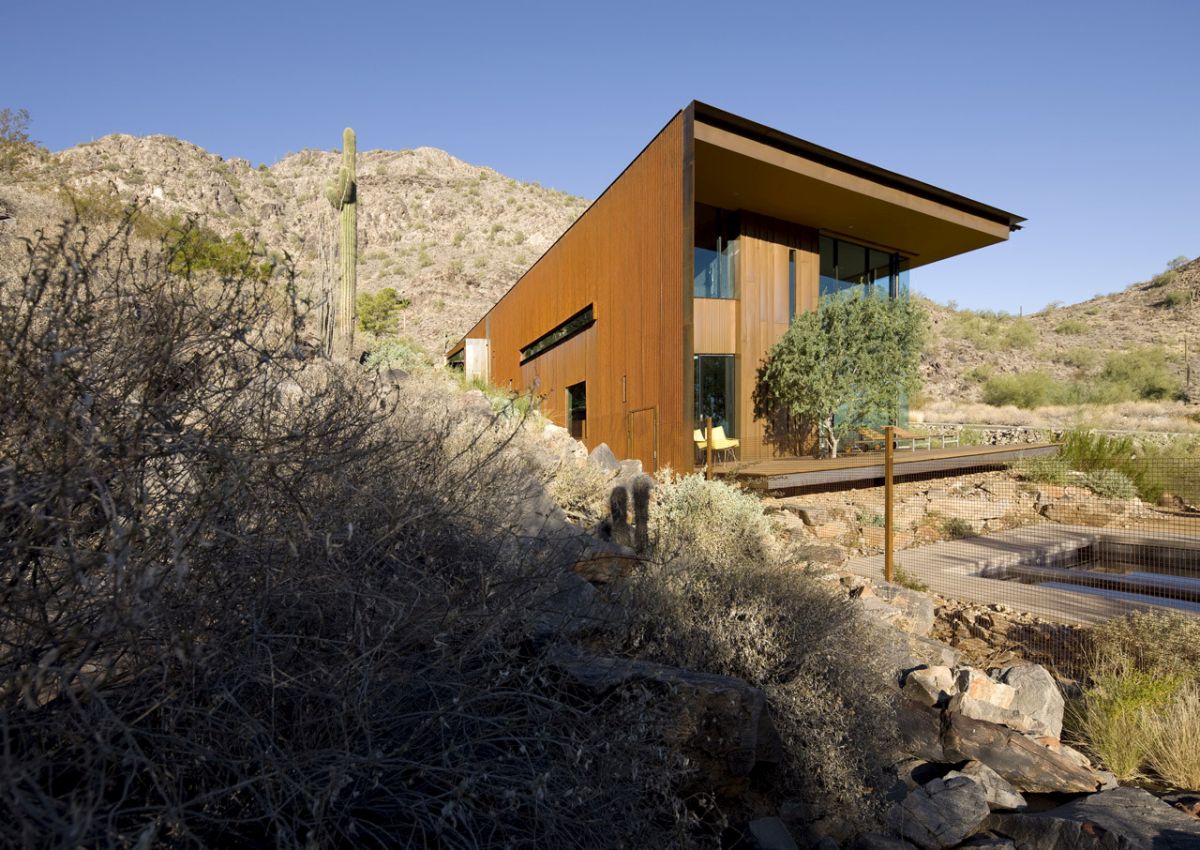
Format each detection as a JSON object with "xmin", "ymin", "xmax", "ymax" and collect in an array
[
  {"xmin": 705, "ymin": 416, "xmax": 714, "ymax": 481},
  {"xmin": 884, "ymin": 424, "xmax": 895, "ymax": 584}
]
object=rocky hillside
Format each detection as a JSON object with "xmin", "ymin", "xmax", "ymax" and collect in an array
[
  {"xmin": 921, "ymin": 257, "xmax": 1200, "ymax": 407},
  {"xmin": 3, "ymin": 131, "xmax": 1196, "ymax": 415},
  {"xmin": 1, "ymin": 133, "xmax": 589, "ymax": 354}
]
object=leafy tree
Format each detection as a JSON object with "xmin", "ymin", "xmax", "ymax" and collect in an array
[
  {"xmin": 0, "ymin": 107, "xmax": 41, "ymax": 173},
  {"xmin": 357, "ymin": 287, "xmax": 411, "ymax": 336},
  {"xmin": 754, "ymin": 293, "xmax": 924, "ymax": 457},
  {"xmin": 166, "ymin": 225, "xmax": 274, "ymax": 283},
  {"xmin": 1167, "ymin": 256, "xmax": 1190, "ymax": 272}
]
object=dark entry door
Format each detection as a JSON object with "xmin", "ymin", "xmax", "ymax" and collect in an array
[{"xmin": 566, "ymin": 381, "xmax": 587, "ymax": 441}]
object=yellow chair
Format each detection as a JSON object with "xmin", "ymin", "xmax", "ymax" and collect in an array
[{"xmin": 694, "ymin": 425, "xmax": 740, "ymax": 462}]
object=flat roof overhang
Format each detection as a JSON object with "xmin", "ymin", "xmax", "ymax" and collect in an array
[{"xmin": 693, "ymin": 105, "xmax": 1024, "ymax": 268}]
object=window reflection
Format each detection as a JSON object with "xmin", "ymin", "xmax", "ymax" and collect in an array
[
  {"xmin": 694, "ymin": 204, "xmax": 739, "ymax": 299},
  {"xmin": 694, "ymin": 354, "xmax": 736, "ymax": 437},
  {"xmin": 819, "ymin": 235, "xmax": 906, "ymax": 300}
]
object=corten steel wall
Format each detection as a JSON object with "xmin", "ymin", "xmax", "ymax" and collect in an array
[
  {"xmin": 462, "ymin": 113, "xmax": 687, "ymax": 472},
  {"xmin": 735, "ymin": 212, "xmax": 819, "ymax": 461}
]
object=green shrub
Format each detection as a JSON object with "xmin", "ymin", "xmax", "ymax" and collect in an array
[
  {"xmin": 1144, "ymin": 684, "xmax": 1200, "ymax": 791},
  {"xmin": 858, "ymin": 510, "xmax": 885, "ymax": 528},
  {"xmin": 945, "ymin": 309, "xmax": 1036, "ymax": 351},
  {"xmin": 1054, "ymin": 346, "xmax": 1100, "ymax": 371},
  {"xmin": 1162, "ymin": 289, "xmax": 1193, "ymax": 308},
  {"xmin": 1016, "ymin": 456, "xmax": 1072, "ymax": 486},
  {"xmin": 958, "ymin": 427, "xmax": 989, "ymax": 447},
  {"xmin": 892, "ymin": 565, "xmax": 929, "ymax": 593},
  {"xmin": 981, "ymin": 371, "xmax": 1059, "ymax": 408},
  {"xmin": 1080, "ymin": 468, "xmax": 1139, "ymax": 499},
  {"xmin": 1055, "ymin": 318, "xmax": 1088, "ymax": 335},
  {"xmin": 1149, "ymin": 270, "xmax": 1177, "ymax": 289},
  {"xmin": 1070, "ymin": 666, "xmax": 1182, "ymax": 781},
  {"xmin": 363, "ymin": 337, "xmax": 429, "ymax": 370},
  {"xmin": 1060, "ymin": 430, "xmax": 1137, "ymax": 472},
  {"xmin": 357, "ymin": 287, "xmax": 411, "ymax": 335},
  {"xmin": 1071, "ymin": 613, "xmax": 1200, "ymax": 785},
  {"xmin": 649, "ymin": 473, "xmax": 777, "ymax": 569},
  {"xmin": 1091, "ymin": 611, "xmax": 1200, "ymax": 683},
  {"xmin": 941, "ymin": 517, "xmax": 975, "ymax": 539},
  {"xmin": 964, "ymin": 364, "xmax": 994, "ymax": 384},
  {"xmin": 1100, "ymin": 347, "xmax": 1183, "ymax": 400}
]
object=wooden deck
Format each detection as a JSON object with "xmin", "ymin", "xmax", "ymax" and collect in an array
[{"xmin": 716, "ymin": 443, "xmax": 1059, "ymax": 491}]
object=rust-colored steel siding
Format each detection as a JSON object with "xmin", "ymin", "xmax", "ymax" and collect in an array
[
  {"xmin": 463, "ymin": 113, "xmax": 686, "ymax": 472},
  {"xmin": 736, "ymin": 212, "xmax": 819, "ymax": 461}
]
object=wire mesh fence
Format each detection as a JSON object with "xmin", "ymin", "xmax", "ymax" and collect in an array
[{"xmin": 841, "ymin": 434, "xmax": 1200, "ymax": 676}]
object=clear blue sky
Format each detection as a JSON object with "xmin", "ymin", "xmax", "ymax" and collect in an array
[{"xmin": 7, "ymin": 0, "xmax": 1198, "ymax": 311}]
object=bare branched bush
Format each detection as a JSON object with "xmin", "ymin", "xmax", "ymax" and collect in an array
[
  {"xmin": 596, "ymin": 473, "xmax": 899, "ymax": 830},
  {"xmin": 0, "ymin": 217, "xmax": 696, "ymax": 849}
]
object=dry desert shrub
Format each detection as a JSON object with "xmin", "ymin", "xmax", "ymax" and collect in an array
[
  {"xmin": 598, "ymin": 473, "xmax": 899, "ymax": 830},
  {"xmin": 0, "ymin": 216, "xmax": 698, "ymax": 849}
]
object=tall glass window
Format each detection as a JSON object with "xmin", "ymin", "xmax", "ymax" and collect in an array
[
  {"xmin": 819, "ymin": 235, "xmax": 907, "ymax": 300},
  {"xmin": 694, "ymin": 354, "xmax": 736, "ymax": 437},
  {"xmin": 694, "ymin": 204, "xmax": 739, "ymax": 299}
]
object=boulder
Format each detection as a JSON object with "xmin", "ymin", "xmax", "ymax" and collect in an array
[
  {"xmin": 616, "ymin": 457, "xmax": 643, "ymax": 478},
  {"xmin": 945, "ymin": 761, "xmax": 1026, "ymax": 812},
  {"xmin": 859, "ymin": 589, "xmax": 935, "ymax": 637},
  {"xmin": 946, "ymin": 693, "xmax": 1032, "ymax": 732},
  {"xmin": 794, "ymin": 542, "xmax": 848, "ymax": 565},
  {"xmin": 954, "ymin": 669, "xmax": 1016, "ymax": 708},
  {"xmin": 903, "ymin": 666, "xmax": 958, "ymax": 708},
  {"xmin": 998, "ymin": 663, "xmax": 1065, "ymax": 739},
  {"xmin": 986, "ymin": 786, "xmax": 1200, "ymax": 849},
  {"xmin": 545, "ymin": 646, "xmax": 782, "ymax": 793},
  {"xmin": 863, "ymin": 526, "xmax": 916, "ymax": 550},
  {"xmin": 777, "ymin": 501, "xmax": 832, "ymax": 526},
  {"xmin": 852, "ymin": 835, "xmax": 919, "ymax": 850},
  {"xmin": 896, "ymin": 699, "xmax": 947, "ymax": 763},
  {"xmin": 1039, "ymin": 496, "xmax": 1148, "ymax": 527},
  {"xmin": 875, "ymin": 623, "xmax": 963, "ymax": 680},
  {"xmin": 747, "ymin": 816, "xmax": 800, "ymax": 850},
  {"xmin": 886, "ymin": 775, "xmax": 990, "ymax": 850},
  {"xmin": 941, "ymin": 711, "xmax": 1105, "ymax": 794},
  {"xmin": 813, "ymin": 519, "xmax": 852, "ymax": 540},
  {"xmin": 587, "ymin": 442, "xmax": 620, "ymax": 472},
  {"xmin": 958, "ymin": 835, "xmax": 1015, "ymax": 849}
]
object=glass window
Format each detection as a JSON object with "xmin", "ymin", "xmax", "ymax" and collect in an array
[
  {"xmin": 694, "ymin": 204, "xmax": 738, "ymax": 299},
  {"xmin": 868, "ymin": 248, "xmax": 893, "ymax": 298},
  {"xmin": 819, "ymin": 235, "xmax": 908, "ymax": 301},
  {"xmin": 520, "ymin": 304, "xmax": 594, "ymax": 362},
  {"xmin": 694, "ymin": 354, "xmax": 736, "ymax": 437},
  {"xmin": 788, "ymin": 249, "xmax": 797, "ymax": 321}
]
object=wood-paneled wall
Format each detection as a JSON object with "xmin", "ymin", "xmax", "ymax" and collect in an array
[
  {"xmin": 736, "ymin": 212, "xmax": 819, "ymax": 460},
  {"xmin": 462, "ymin": 113, "xmax": 686, "ymax": 471},
  {"xmin": 693, "ymin": 298, "xmax": 737, "ymax": 354}
]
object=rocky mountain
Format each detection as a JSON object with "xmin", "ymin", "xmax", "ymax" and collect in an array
[
  {"xmin": 919, "ymin": 256, "xmax": 1200, "ymax": 413},
  {"xmin": 1, "ymin": 132, "xmax": 589, "ymax": 354},
  {"xmin": 2, "ymin": 131, "xmax": 1196, "ymax": 421}
]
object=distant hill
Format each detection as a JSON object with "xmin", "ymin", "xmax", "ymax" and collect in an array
[
  {"xmin": 919, "ymin": 256, "xmax": 1200, "ymax": 414},
  {"xmin": 0, "ymin": 132, "xmax": 589, "ymax": 354},
  {"xmin": 2, "ymin": 132, "xmax": 1196, "ymax": 427}
]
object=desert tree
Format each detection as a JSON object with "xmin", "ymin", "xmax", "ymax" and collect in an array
[{"xmin": 753, "ymin": 291, "xmax": 924, "ymax": 457}]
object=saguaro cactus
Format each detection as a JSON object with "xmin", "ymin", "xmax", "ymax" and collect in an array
[{"xmin": 326, "ymin": 127, "xmax": 357, "ymax": 357}]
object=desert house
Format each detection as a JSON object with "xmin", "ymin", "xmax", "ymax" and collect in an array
[{"xmin": 448, "ymin": 101, "xmax": 1023, "ymax": 472}]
